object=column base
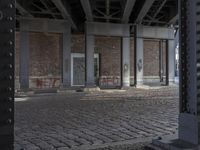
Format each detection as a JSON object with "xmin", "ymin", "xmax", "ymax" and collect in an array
[
  {"xmin": 147, "ymin": 113, "xmax": 199, "ymax": 150},
  {"xmin": 82, "ymin": 86, "xmax": 100, "ymax": 92},
  {"xmin": 121, "ymin": 86, "xmax": 131, "ymax": 90},
  {"xmin": 179, "ymin": 113, "xmax": 198, "ymax": 144},
  {"xmin": 136, "ymin": 79, "xmax": 143, "ymax": 86},
  {"xmin": 122, "ymin": 83, "xmax": 130, "ymax": 87},
  {"xmin": 60, "ymin": 83, "xmax": 71, "ymax": 89},
  {"xmin": 147, "ymin": 137, "xmax": 199, "ymax": 150},
  {"xmin": 168, "ymin": 77, "xmax": 176, "ymax": 85},
  {"xmin": 19, "ymin": 79, "xmax": 29, "ymax": 89},
  {"xmin": 136, "ymin": 85, "xmax": 151, "ymax": 89},
  {"xmin": 19, "ymin": 84, "xmax": 29, "ymax": 92}
]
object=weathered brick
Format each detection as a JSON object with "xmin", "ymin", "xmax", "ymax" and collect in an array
[{"xmin": 15, "ymin": 32, "xmax": 166, "ymax": 88}]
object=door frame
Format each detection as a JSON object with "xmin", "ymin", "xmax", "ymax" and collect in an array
[{"xmin": 71, "ymin": 53, "xmax": 99, "ymax": 86}]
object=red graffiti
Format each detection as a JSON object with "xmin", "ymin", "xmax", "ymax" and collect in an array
[{"xmin": 36, "ymin": 78, "xmax": 59, "ymax": 89}]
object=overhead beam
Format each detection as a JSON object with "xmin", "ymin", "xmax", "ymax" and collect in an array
[
  {"xmin": 93, "ymin": 15, "xmax": 121, "ymax": 21},
  {"xmin": 122, "ymin": 0, "xmax": 136, "ymax": 23},
  {"xmin": 20, "ymin": 17, "xmax": 70, "ymax": 33},
  {"xmin": 135, "ymin": 0, "xmax": 156, "ymax": 24},
  {"xmin": 16, "ymin": 2, "xmax": 33, "ymax": 17},
  {"xmin": 86, "ymin": 22, "xmax": 130, "ymax": 37},
  {"xmin": 147, "ymin": 0, "xmax": 167, "ymax": 25},
  {"xmin": 167, "ymin": 14, "xmax": 178, "ymax": 26},
  {"xmin": 51, "ymin": 0, "xmax": 77, "ymax": 29},
  {"xmin": 143, "ymin": 19, "xmax": 167, "ymax": 24},
  {"xmin": 80, "ymin": 0, "xmax": 93, "ymax": 21},
  {"xmin": 136, "ymin": 25, "xmax": 174, "ymax": 40}
]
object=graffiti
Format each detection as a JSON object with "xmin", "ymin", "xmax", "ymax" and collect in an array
[
  {"xmin": 123, "ymin": 64, "xmax": 128, "ymax": 72},
  {"xmin": 99, "ymin": 76, "xmax": 120, "ymax": 87},
  {"xmin": 36, "ymin": 78, "xmax": 59, "ymax": 89},
  {"xmin": 137, "ymin": 59, "xmax": 143, "ymax": 72}
]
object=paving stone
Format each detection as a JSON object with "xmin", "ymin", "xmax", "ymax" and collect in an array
[
  {"xmin": 57, "ymin": 147, "xmax": 71, "ymax": 150},
  {"xmin": 15, "ymin": 86, "xmax": 179, "ymax": 150}
]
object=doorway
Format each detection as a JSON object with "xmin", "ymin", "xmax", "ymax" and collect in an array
[{"xmin": 71, "ymin": 53, "xmax": 99, "ymax": 86}]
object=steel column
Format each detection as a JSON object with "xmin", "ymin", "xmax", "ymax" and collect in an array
[
  {"xmin": 148, "ymin": 1, "xmax": 200, "ymax": 148},
  {"xmin": 135, "ymin": 25, "xmax": 144, "ymax": 85},
  {"xmin": 85, "ymin": 34, "xmax": 95, "ymax": 87},
  {"xmin": 166, "ymin": 40, "xmax": 169, "ymax": 85},
  {"xmin": 0, "ymin": 0, "xmax": 15, "ymax": 148},
  {"xmin": 19, "ymin": 21, "xmax": 29, "ymax": 90},
  {"xmin": 122, "ymin": 37, "xmax": 130, "ymax": 87},
  {"xmin": 168, "ymin": 39, "xmax": 175, "ymax": 84},
  {"xmin": 61, "ymin": 28, "xmax": 71, "ymax": 87},
  {"xmin": 178, "ymin": 0, "xmax": 200, "ymax": 145},
  {"xmin": 159, "ymin": 40, "xmax": 164, "ymax": 82}
]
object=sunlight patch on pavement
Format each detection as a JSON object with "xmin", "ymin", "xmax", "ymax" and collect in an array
[{"xmin": 15, "ymin": 97, "xmax": 29, "ymax": 102}]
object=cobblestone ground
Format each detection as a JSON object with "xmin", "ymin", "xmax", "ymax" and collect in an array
[{"xmin": 14, "ymin": 86, "xmax": 179, "ymax": 150}]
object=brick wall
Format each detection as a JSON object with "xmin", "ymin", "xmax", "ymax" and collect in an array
[
  {"xmin": 15, "ymin": 32, "xmax": 164, "ymax": 89},
  {"xmin": 71, "ymin": 35, "xmax": 122, "ymax": 76},
  {"xmin": 95, "ymin": 36, "xmax": 122, "ymax": 87},
  {"xmin": 144, "ymin": 40, "xmax": 160, "ymax": 76},
  {"xmin": 15, "ymin": 32, "xmax": 61, "ymax": 89},
  {"xmin": 71, "ymin": 34, "xmax": 85, "ymax": 53}
]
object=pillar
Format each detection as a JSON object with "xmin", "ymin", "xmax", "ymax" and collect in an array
[
  {"xmin": 174, "ymin": 30, "xmax": 179, "ymax": 78},
  {"xmin": 19, "ymin": 22, "xmax": 29, "ymax": 90},
  {"xmin": 178, "ymin": 0, "xmax": 199, "ymax": 144},
  {"xmin": 149, "ymin": 0, "xmax": 200, "ymax": 148},
  {"xmin": 135, "ymin": 37, "xmax": 144, "ymax": 85},
  {"xmin": 0, "ymin": 0, "xmax": 15, "ymax": 148},
  {"xmin": 122, "ymin": 37, "xmax": 130, "ymax": 87},
  {"xmin": 85, "ymin": 34, "xmax": 95, "ymax": 87},
  {"xmin": 159, "ymin": 40, "xmax": 164, "ymax": 82},
  {"xmin": 167, "ymin": 39, "xmax": 175, "ymax": 84},
  {"xmin": 61, "ymin": 27, "xmax": 71, "ymax": 87}
]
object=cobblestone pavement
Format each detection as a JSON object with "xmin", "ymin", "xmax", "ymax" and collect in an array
[{"xmin": 14, "ymin": 86, "xmax": 179, "ymax": 150}]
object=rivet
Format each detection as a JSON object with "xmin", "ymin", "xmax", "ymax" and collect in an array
[
  {"xmin": 9, "ymin": 4, "xmax": 13, "ymax": 8},
  {"xmin": 8, "ymin": 75, "xmax": 13, "ymax": 80},
  {"xmin": 7, "ymin": 17, "xmax": 13, "ymax": 21},
  {"xmin": 8, "ymin": 64, "xmax": 13, "ymax": 69},
  {"xmin": 8, "ymin": 97, "xmax": 12, "ymax": 102},
  {"xmin": 7, "ymin": 119, "xmax": 12, "ymax": 124},
  {"xmin": 7, "ymin": 87, "xmax": 12, "ymax": 91},
  {"xmin": 9, "ymin": 41, "xmax": 13, "ymax": 45},
  {"xmin": 9, "ymin": 29, "xmax": 13, "ymax": 33},
  {"xmin": 9, "ymin": 52, "xmax": 13, "ymax": 57}
]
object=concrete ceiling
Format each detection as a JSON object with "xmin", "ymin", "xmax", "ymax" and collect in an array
[{"xmin": 16, "ymin": 0, "xmax": 178, "ymax": 32}]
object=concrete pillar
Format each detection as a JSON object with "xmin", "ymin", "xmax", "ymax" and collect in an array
[
  {"xmin": 167, "ymin": 39, "xmax": 175, "ymax": 84},
  {"xmin": 85, "ymin": 34, "xmax": 95, "ymax": 87},
  {"xmin": 136, "ymin": 37, "xmax": 144, "ymax": 85},
  {"xmin": 19, "ymin": 27, "xmax": 29, "ymax": 90},
  {"xmin": 174, "ymin": 30, "xmax": 179, "ymax": 78},
  {"xmin": 122, "ymin": 37, "xmax": 130, "ymax": 87},
  {"xmin": 159, "ymin": 40, "xmax": 164, "ymax": 82},
  {"xmin": 61, "ymin": 28, "xmax": 71, "ymax": 87}
]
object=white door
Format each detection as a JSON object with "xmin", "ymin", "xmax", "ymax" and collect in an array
[{"xmin": 71, "ymin": 53, "xmax": 99, "ymax": 86}]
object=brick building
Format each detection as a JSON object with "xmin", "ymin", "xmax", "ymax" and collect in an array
[
  {"xmin": 1, "ymin": 0, "xmax": 199, "ymax": 149},
  {"xmin": 15, "ymin": 0, "xmax": 177, "ymax": 90},
  {"xmin": 15, "ymin": 32, "xmax": 168, "ymax": 89}
]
